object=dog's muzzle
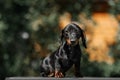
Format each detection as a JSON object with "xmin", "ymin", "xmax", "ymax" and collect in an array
[
  {"xmin": 70, "ymin": 33, "xmax": 78, "ymax": 46},
  {"xmin": 71, "ymin": 41, "xmax": 76, "ymax": 45},
  {"xmin": 70, "ymin": 39, "xmax": 78, "ymax": 46}
]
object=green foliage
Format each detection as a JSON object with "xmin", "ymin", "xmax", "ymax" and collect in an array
[{"xmin": 0, "ymin": 0, "xmax": 120, "ymax": 80}]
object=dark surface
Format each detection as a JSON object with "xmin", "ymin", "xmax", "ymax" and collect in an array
[{"xmin": 5, "ymin": 77, "xmax": 120, "ymax": 80}]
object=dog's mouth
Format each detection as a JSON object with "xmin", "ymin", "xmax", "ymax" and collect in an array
[{"xmin": 66, "ymin": 39, "xmax": 79, "ymax": 46}]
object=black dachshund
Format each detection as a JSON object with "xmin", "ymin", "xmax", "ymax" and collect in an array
[{"xmin": 40, "ymin": 23, "xmax": 87, "ymax": 78}]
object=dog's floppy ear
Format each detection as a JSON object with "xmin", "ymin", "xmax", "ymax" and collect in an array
[
  {"xmin": 81, "ymin": 29, "xmax": 87, "ymax": 48},
  {"xmin": 60, "ymin": 29, "xmax": 64, "ymax": 44}
]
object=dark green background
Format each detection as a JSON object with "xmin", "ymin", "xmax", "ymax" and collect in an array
[{"xmin": 0, "ymin": 0, "xmax": 120, "ymax": 80}]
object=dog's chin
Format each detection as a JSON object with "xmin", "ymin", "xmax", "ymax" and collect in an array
[
  {"xmin": 66, "ymin": 39, "xmax": 79, "ymax": 46},
  {"xmin": 71, "ymin": 44, "xmax": 76, "ymax": 46},
  {"xmin": 70, "ymin": 41, "xmax": 79, "ymax": 46}
]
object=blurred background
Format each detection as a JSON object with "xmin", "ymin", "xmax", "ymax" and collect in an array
[{"xmin": 0, "ymin": 0, "xmax": 120, "ymax": 79}]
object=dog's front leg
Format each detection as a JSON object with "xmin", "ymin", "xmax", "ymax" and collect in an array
[
  {"xmin": 55, "ymin": 58, "xmax": 64, "ymax": 78},
  {"xmin": 74, "ymin": 60, "xmax": 83, "ymax": 77}
]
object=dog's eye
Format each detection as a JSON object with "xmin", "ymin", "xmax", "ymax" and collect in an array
[
  {"xmin": 64, "ymin": 31, "xmax": 68, "ymax": 37},
  {"xmin": 65, "ymin": 31, "xmax": 68, "ymax": 33},
  {"xmin": 74, "ymin": 29, "xmax": 78, "ymax": 33},
  {"xmin": 76, "ymin": 31, "xmax": 79, "ymax": 34},
  {"xmin": 75, "ymin": 31, "xmax": 78, "ymax": 33}
]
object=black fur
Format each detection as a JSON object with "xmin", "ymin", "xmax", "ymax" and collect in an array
[{"xmin": 40, "ymin": 23, "xmax": 87, "ymax": 77}]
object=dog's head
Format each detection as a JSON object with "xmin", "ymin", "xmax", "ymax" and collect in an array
[{"xmin": 61, "ymin": 23, "xmax": 87, "ymax": 48}]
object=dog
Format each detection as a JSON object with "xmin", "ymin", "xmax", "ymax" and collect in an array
[{"xmin": 40, "ymin": 23, "xmax": 87, "ymax": 78}]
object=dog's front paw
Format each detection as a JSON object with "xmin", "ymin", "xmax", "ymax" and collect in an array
[{"xmin": 55, "ymin": 71, "xmax": 64, "ymax": 78}]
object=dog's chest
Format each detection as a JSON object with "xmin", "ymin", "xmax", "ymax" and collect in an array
[
  {"xmin": 60, "ymin": 52, "xmax": 79, "ymax": 66},
  {"xmin": 60, "ymin": 58, "xmax": 73, "ymax": 68}
]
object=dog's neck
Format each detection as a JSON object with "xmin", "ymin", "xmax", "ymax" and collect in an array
[{"xmin": 61, "ymin": 41, "xmax": 80, "ymax": 61}]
